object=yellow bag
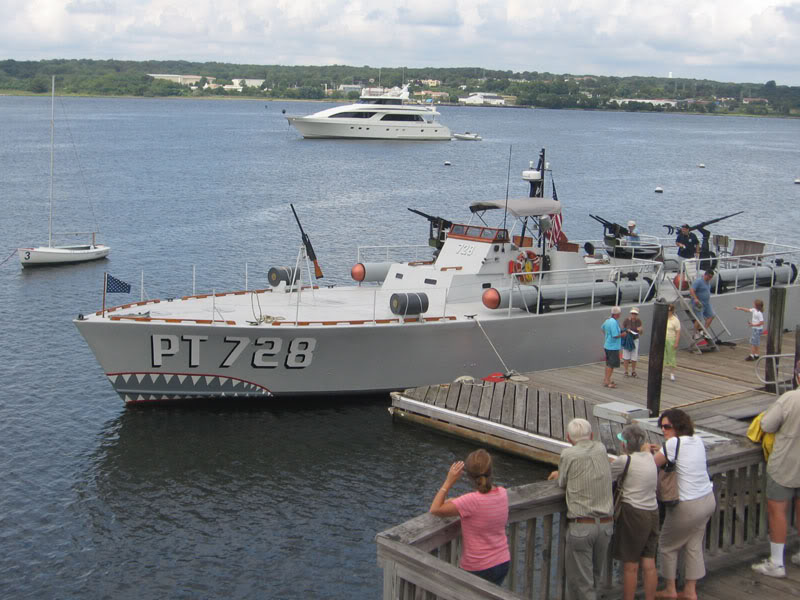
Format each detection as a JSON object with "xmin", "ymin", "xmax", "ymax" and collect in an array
[{"xmin": 746, "ymin": 412, "xmax": 775, "ymax": 461}]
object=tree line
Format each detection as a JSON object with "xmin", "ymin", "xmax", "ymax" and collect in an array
[{"xmin": 1, "ymin": 58, "xmax": 797, "ymax": 116}]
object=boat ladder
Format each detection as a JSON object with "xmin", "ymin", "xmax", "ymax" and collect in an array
[{"xmin": 669, "ymin": 263, "xmax": 732, "ymax": 354}]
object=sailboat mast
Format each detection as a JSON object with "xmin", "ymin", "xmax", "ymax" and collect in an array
[{"xmin": 48, "ymin": 75, "xmax": 55, "ymax": 248}]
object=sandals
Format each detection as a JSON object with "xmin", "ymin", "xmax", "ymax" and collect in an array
[
  {"xmin": 624, "ymin": 372, "xmax": 630, "ymax": 377},
  {"xmin": 631, "ymin": 372, "xmax": 638, "ymax": 378},
  {"xmin": 604, "ymin": 382, "xmax": 618, "ymax": 388}
]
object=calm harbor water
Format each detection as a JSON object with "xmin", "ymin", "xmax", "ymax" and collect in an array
[{"xmin": 1, "ymin": 96, "xmax": 799, "ymax": 599}]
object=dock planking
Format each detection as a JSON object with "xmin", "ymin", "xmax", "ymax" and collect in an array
[{"xmin": 393, "ymin": 330, "xmax": 797, "ymax": 462}]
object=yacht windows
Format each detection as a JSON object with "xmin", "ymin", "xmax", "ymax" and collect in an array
[
  {"xmin": 424, "ymin": 278, "xmax": 437, "ymax": 285},
  {"xmin": 380, "ymin": 114, "xmax": 424, "ymax": 122},
  {"xmin": 329, "ymin": 112, "xmax": 376, "ymax": 119}
]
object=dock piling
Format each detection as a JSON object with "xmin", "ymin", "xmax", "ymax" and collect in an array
[{"xmin": 647, "ymin": 300, "xmax": 669, "ymax": 416}]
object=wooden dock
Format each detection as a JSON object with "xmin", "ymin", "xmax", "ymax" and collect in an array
[
  {"xmin": 379, "ymin": 331, "xmax": 799, "ymax": 599},
  {"xmin": 390, "ymin": 331, "xmax": 796, "ymax": 463}
]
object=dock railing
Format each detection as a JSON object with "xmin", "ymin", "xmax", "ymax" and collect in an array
[{"xmin": 377, "ymin": 441, "xmax": 770, "ymax": 600}]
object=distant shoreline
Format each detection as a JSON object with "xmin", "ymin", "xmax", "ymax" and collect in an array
[{"xmin": 1, "ymin": 91, "xmax": 796, "ymax": 119}]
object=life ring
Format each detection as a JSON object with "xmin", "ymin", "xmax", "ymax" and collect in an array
[{"xmin": 513, "ymin": 250, "xmax": 540, "ymax": 283}]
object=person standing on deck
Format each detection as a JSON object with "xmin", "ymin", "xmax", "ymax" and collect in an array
[
  {"xmin": 548, "ymin": 418, "xmax": 613, "ymax": 600},
  {"xmin": 734, "ymin": 298, "xmax": 765, "ymax": 361},
  {"xmin": 675, "ymin": 224, "xmax": 700, "ymax": 259},
  {"xmin": 626, "ymin": 221, "xmax": 640, "ymax": 246},
  {"xmin": 664, "ymin": 304, "xmax": 681, "ymax": 381},
  {"xmin": 622, "ymin": 307, "xmax": 643, "ymax": 378},
  {"xmin": 751, "ymin": 364, "xmax": 800, "ymax": 578},
  {"xmin": 602, "ymin": 306, "xmax": 625, "ymax": 388}
]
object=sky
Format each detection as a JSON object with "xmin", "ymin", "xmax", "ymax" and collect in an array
[{"xmin": 2, "ymin": 0, "xmax": 800, "ymax": 86}]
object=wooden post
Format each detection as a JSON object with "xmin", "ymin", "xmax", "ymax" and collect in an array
[
  {"xmin": 647, "ymin": 300, "xmax": 669, "ymax": 417},
  {"xmin": 765, "ymin": 287, "xmax": 786, "ymax": 393},
  {"xmin": 794, "ymin": 325, "xmax": 800, "ymax": 390}
]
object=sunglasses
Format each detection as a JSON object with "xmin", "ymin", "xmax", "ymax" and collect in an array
[{"xmin": 660, "ymin": 424, "xmax": 673, "ymax": 430}]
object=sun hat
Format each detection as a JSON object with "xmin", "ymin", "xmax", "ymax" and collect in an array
[
  {"xmin": 627, "ymin": 220, "xmax": 636, "ymax": 228},
  {"xmin": 611, "ymin": 306, "xmax": 621, "ymax": 314},
  {"xmin": 630, "ymin": 307, "xmax": 639, "ymax": 314}
]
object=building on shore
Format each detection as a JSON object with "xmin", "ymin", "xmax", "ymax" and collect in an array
[
  {"xmin": 148, "ymin": 74, "xmax": 215, "ymax": 86},
  {"xmin": 457, "ymin": 92, "xmax": 506, "ymax": 106}
]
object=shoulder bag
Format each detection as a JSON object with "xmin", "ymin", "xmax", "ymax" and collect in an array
[
  {"xmin": 613, "ymin": 455, "xmax": 632, "ymax": 519},
  {"xmin": 657, "ymin": 437, "xmax": 681, "ymax": 507}
]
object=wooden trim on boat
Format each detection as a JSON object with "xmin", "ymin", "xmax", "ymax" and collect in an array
[
  {"xmin": 270, "ymin": 316, "xmax": 457, "ymax": 326},
  {"xmin": 108, "ymin": 316, "xmax": 236, "ymax": 325}
]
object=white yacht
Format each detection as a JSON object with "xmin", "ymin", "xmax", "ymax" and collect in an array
[{"xmin": 286, "ymin": 86, "xmax": 451, "ymax": 141}]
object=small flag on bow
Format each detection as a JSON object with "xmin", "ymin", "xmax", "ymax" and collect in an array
[{"xmin": 106, "ymin": 273, "xmax": 131, "ymax": 294}]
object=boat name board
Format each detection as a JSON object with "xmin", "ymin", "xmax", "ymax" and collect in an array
[{"xmin": 152, "ymin": 334, "xmax": 316, "ymax": 369}]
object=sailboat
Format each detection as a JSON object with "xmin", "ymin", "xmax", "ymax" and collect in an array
[{"xmin": 18, "ymin": 76, "xmax": 110, "ymax": 267}]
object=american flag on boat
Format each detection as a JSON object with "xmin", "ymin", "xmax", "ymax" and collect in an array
[{"xmin": 546, "ymin": 180, "xmax": 567, "ymax": 246}]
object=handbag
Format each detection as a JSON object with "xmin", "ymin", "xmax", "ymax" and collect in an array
[
  {"xmin": 657, "ymin": 438, "xmax": 681, "ymax": 507},
  {"xmin": 613, "ymin": 455, "xmax": 632, "ymax": 519}
]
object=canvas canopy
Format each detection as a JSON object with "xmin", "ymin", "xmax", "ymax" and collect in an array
[{"xmin": 469, "ymin": 197, "xmax": 561, "ymax": 218}]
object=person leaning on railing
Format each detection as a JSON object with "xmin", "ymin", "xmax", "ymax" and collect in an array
[
  {"xmin": 429, "ymin": 449, "xmax": 510, "ymax": 586},
  {"xmin": 611, "ymin": 424, "xmax": 659, "ymax": 600},
  {"xmin": 547, "ymin": 418, "xmax": 613, "ymax": 600},
  {"xmin": 648, "ymin": 409, "xmax": 715, "ymax": 600}
]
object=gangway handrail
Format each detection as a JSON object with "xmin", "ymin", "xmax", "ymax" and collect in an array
[{"xmin": 754, "ymin": 353, "xmax": 797, "ymax": 395}]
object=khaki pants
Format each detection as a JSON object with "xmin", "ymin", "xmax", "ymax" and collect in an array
[
  {"xmin": 565, "ymin": 521, "xmax": 613, "ymax": 600},
  {"xmin": 658, "ymin": 491, "xmax": 716, "ymax": 580}
]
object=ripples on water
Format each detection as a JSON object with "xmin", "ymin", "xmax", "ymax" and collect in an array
[{"xmin": 1, "ymin": 97, "xmax": 798, "ymax": 598}]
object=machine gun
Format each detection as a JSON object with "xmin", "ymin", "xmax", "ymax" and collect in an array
[
  {"xmin": 662, "ymin": 211, "xmax": 743, "ymax": 237},
  {"xmin": 290, "ymin": 204, "xmax": 323, "ymax": 279},
  {"xmin": 407, "ymin": 208, "xmax": 453, "ymax": 250},
  {"xmin": 589, "ymin": 214, "xmax": 633, "ymax": 239}
]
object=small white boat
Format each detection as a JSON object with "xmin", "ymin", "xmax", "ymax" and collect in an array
[
  {"xmin": 794, "ymin": 178, "xmax": 800, "ymax": 184},
  {"xmin": 19, "ymin": 76, "xmax": 109, "ymax": 267},
  {"xmin": 655, "ymin": 186, "xmax": 664, "ymax": 193},
  {"xmin": 453, "ymin": 132, "xmax": 482, "ymax": 141},
  {"xmin": 698, "ymin": 163, "xmax": 706, "ymax": 168}
]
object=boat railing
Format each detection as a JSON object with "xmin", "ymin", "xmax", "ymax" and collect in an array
[
  {"xmin": 508, "ymin": 257, "xmax": 663, "ymax": 315},
  {"xmin": 677, "ymin": 245, "xmax": 800, "ymax": 294},
  {"xmin": 376, "ymin": 442, "xmax": 767, "ymax": 600},
  {"xmin": 357, "ymin": 244, "xmax": 433, "ymax": 265}
]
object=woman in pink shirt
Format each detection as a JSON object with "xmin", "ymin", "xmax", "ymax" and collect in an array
[{"xmin": 430, "ymin": 449, "xmax": 511, "ymax": 585}]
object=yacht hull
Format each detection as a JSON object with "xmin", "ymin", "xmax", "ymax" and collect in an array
[{"xmin": 287, "ymin": 117, "xmax": 451, "ymax": 140}]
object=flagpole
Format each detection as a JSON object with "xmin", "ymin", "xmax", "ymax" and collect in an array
[{"xmin": 102, "ymin": 272, "xmax": 107, "ymax": 317}]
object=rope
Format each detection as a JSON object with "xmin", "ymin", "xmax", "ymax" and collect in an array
[
  {"xmin": 470, "ymin": 316, "xmax": 512, "ymax": 374},
  {"xmin": 0, "ymin": 249, "xmax": 18, "ymax": 267}
]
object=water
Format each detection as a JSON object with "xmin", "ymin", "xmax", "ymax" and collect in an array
[{"xmin": 1, "ymin": 97, "xmax": 799, "ymax": 599}]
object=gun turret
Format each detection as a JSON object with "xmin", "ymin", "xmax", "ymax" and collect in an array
[
  {"xmin": 408, "ymin": 208, "xmax": 453, "ymax": 250},
  {"xmin": 589, "ymin": 214, "xmax": 632, "ymax": 238}
]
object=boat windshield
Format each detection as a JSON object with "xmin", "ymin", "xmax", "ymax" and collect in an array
[
  {"xmin": 448, "ymin": 224, "xmax": 509, "ymax": 243},
  {"xmin": 329, "ymin": 111, "xmax": 377, "ymax": 119},
  {"xmin": 360, "ymin": 98, "xmax": 403, "ymax": 105}
]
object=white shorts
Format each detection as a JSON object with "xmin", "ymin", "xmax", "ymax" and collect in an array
[{"xmin": 622, "ymin": 339, "xmax": 639, "ymax": 361}]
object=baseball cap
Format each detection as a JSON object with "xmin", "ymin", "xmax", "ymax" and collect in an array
[
  {"xmin": 627, "ymin": 220, "xmax": 636, "ymax": 228},
  {"xmin": 630, "ymin": 308, "xmax": 639, "ymax": 314}
]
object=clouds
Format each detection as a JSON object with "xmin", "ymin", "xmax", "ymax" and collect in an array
[{"xmin": 1, "ymin": 0, "xmax": 798, "ymax": 85}]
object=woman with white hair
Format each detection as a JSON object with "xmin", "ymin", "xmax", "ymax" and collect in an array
[{"xmin": 611, "ymin": 424, "xmax": 659, "ymax": 600}]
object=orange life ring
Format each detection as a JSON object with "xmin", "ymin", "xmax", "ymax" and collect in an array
[{"xmin": 513, "ymin": 250, "xmax": 540, "ymax": 283}]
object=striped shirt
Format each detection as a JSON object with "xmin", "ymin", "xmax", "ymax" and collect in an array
[
  {"xmin": 557, "ymin": 440, "xmax": 613, "ymax": 519},
  {"xmin": 451, "ymin": 487, "xmax": 510, "ymax": 571}
]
